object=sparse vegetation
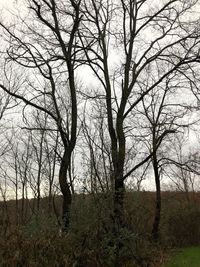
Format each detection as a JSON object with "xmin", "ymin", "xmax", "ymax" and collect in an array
[{"xmin": 0, "ymin": 192, "xmax": 200, "ymax": 266}]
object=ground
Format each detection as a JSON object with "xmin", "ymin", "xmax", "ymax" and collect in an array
[{"xmin": 163, "ymin": 247, "xmax": 200, "ymax": 267}]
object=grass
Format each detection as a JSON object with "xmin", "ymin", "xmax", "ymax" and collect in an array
[{"xmin": 163, "ymin": 246, "xmax": 200, "ymax": 267}]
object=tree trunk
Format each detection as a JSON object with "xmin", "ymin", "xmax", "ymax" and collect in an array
[
  {"xmin": 114, "ymin": 178, "xmax": 125, "ymax": 232},
  {"xmin": 59, "ymin": 150, "xmax": 72, "ymax": 230},
  {"xmin": 151, "ymin": 154, "xmax": 161, "ymax": 241},
  {"xmin": 21, "ymin": 182, "xmax": 25, "ymax": 224},
  {"xmin": 15, "ymin": 183, "xmax": 18, "ymax": 225},
  {"xmin": 113, "ymin": 177, "xmax": 125, "ymax": 267}
]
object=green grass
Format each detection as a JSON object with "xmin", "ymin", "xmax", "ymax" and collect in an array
[{"xmin": 164, "ymin": 247, "xmax": 200, "ymax": 267}]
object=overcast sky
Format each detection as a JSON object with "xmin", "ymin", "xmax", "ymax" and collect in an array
[{"xmin": 0, "ymin": 0, "xmax": 15, "ymax": 8}]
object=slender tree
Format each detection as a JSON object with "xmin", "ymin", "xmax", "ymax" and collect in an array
[{"xmin": 0, "ymin": 0, "xmax": 82, "ymax": 229}]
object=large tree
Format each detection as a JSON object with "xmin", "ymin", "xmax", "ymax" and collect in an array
[
  {"xmin": 0, "ymin": 0, "xmax": 82, "ymax": 229},
  {"xmin": 79, "ymin": 0, "xmax": 200, "ymax": 237}
]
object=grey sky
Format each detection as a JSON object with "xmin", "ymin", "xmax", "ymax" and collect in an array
[{"xmin": 0, "ymin": 0, "xmax": 15, "ymax": 8}]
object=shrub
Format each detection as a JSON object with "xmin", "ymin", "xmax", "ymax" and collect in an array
[{"xmin": 166, "ymin": 205, "xmax": 200, "ymax": 246}]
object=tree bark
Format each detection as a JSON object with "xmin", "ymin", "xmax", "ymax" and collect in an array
[
  {"xmin": 151, "ymin": 153, "xmax": 161, "ymax": 241},
  {"xmin": 114, "ymin": 178, "xmax": 125, "ymax": 232},
  {"xmin": 59, "ymin": 151, "xmax": 72, "ymax": 230},
  {"xmin": 113, "ymin": 177, "xmax": 125, "ymax": 267}
]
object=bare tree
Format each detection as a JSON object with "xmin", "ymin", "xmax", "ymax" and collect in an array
[
  {"xmin": 136, "ymin": 76, "xmax": 187, "ymax": 240},
  {"xmin": 162, "ymin": 134, "xmax": 200, "ymax": 201},
  {"xmin": 80, "ymin": 0, "xmax": 200, "ymax": 241},
  {"xmin": 81, "ymin": 101, "xmax": 113, "ymax": 193},
  {"xmin": 0, "ymin": 0, "xmax": 83, "ymax": 229}
]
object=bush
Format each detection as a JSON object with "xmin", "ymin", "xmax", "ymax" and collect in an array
[
  {"xmin": 0, "ymin": 231, "xmax": 73, "ymax": 267},
  {"xmin": 166, "ymin": 205, "xmax": 200, "ymax": 246}
]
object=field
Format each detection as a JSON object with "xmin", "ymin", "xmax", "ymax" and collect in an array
[{"xmin": 163, "ymin": 247, "xmax": 200, "ymax": 267}]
